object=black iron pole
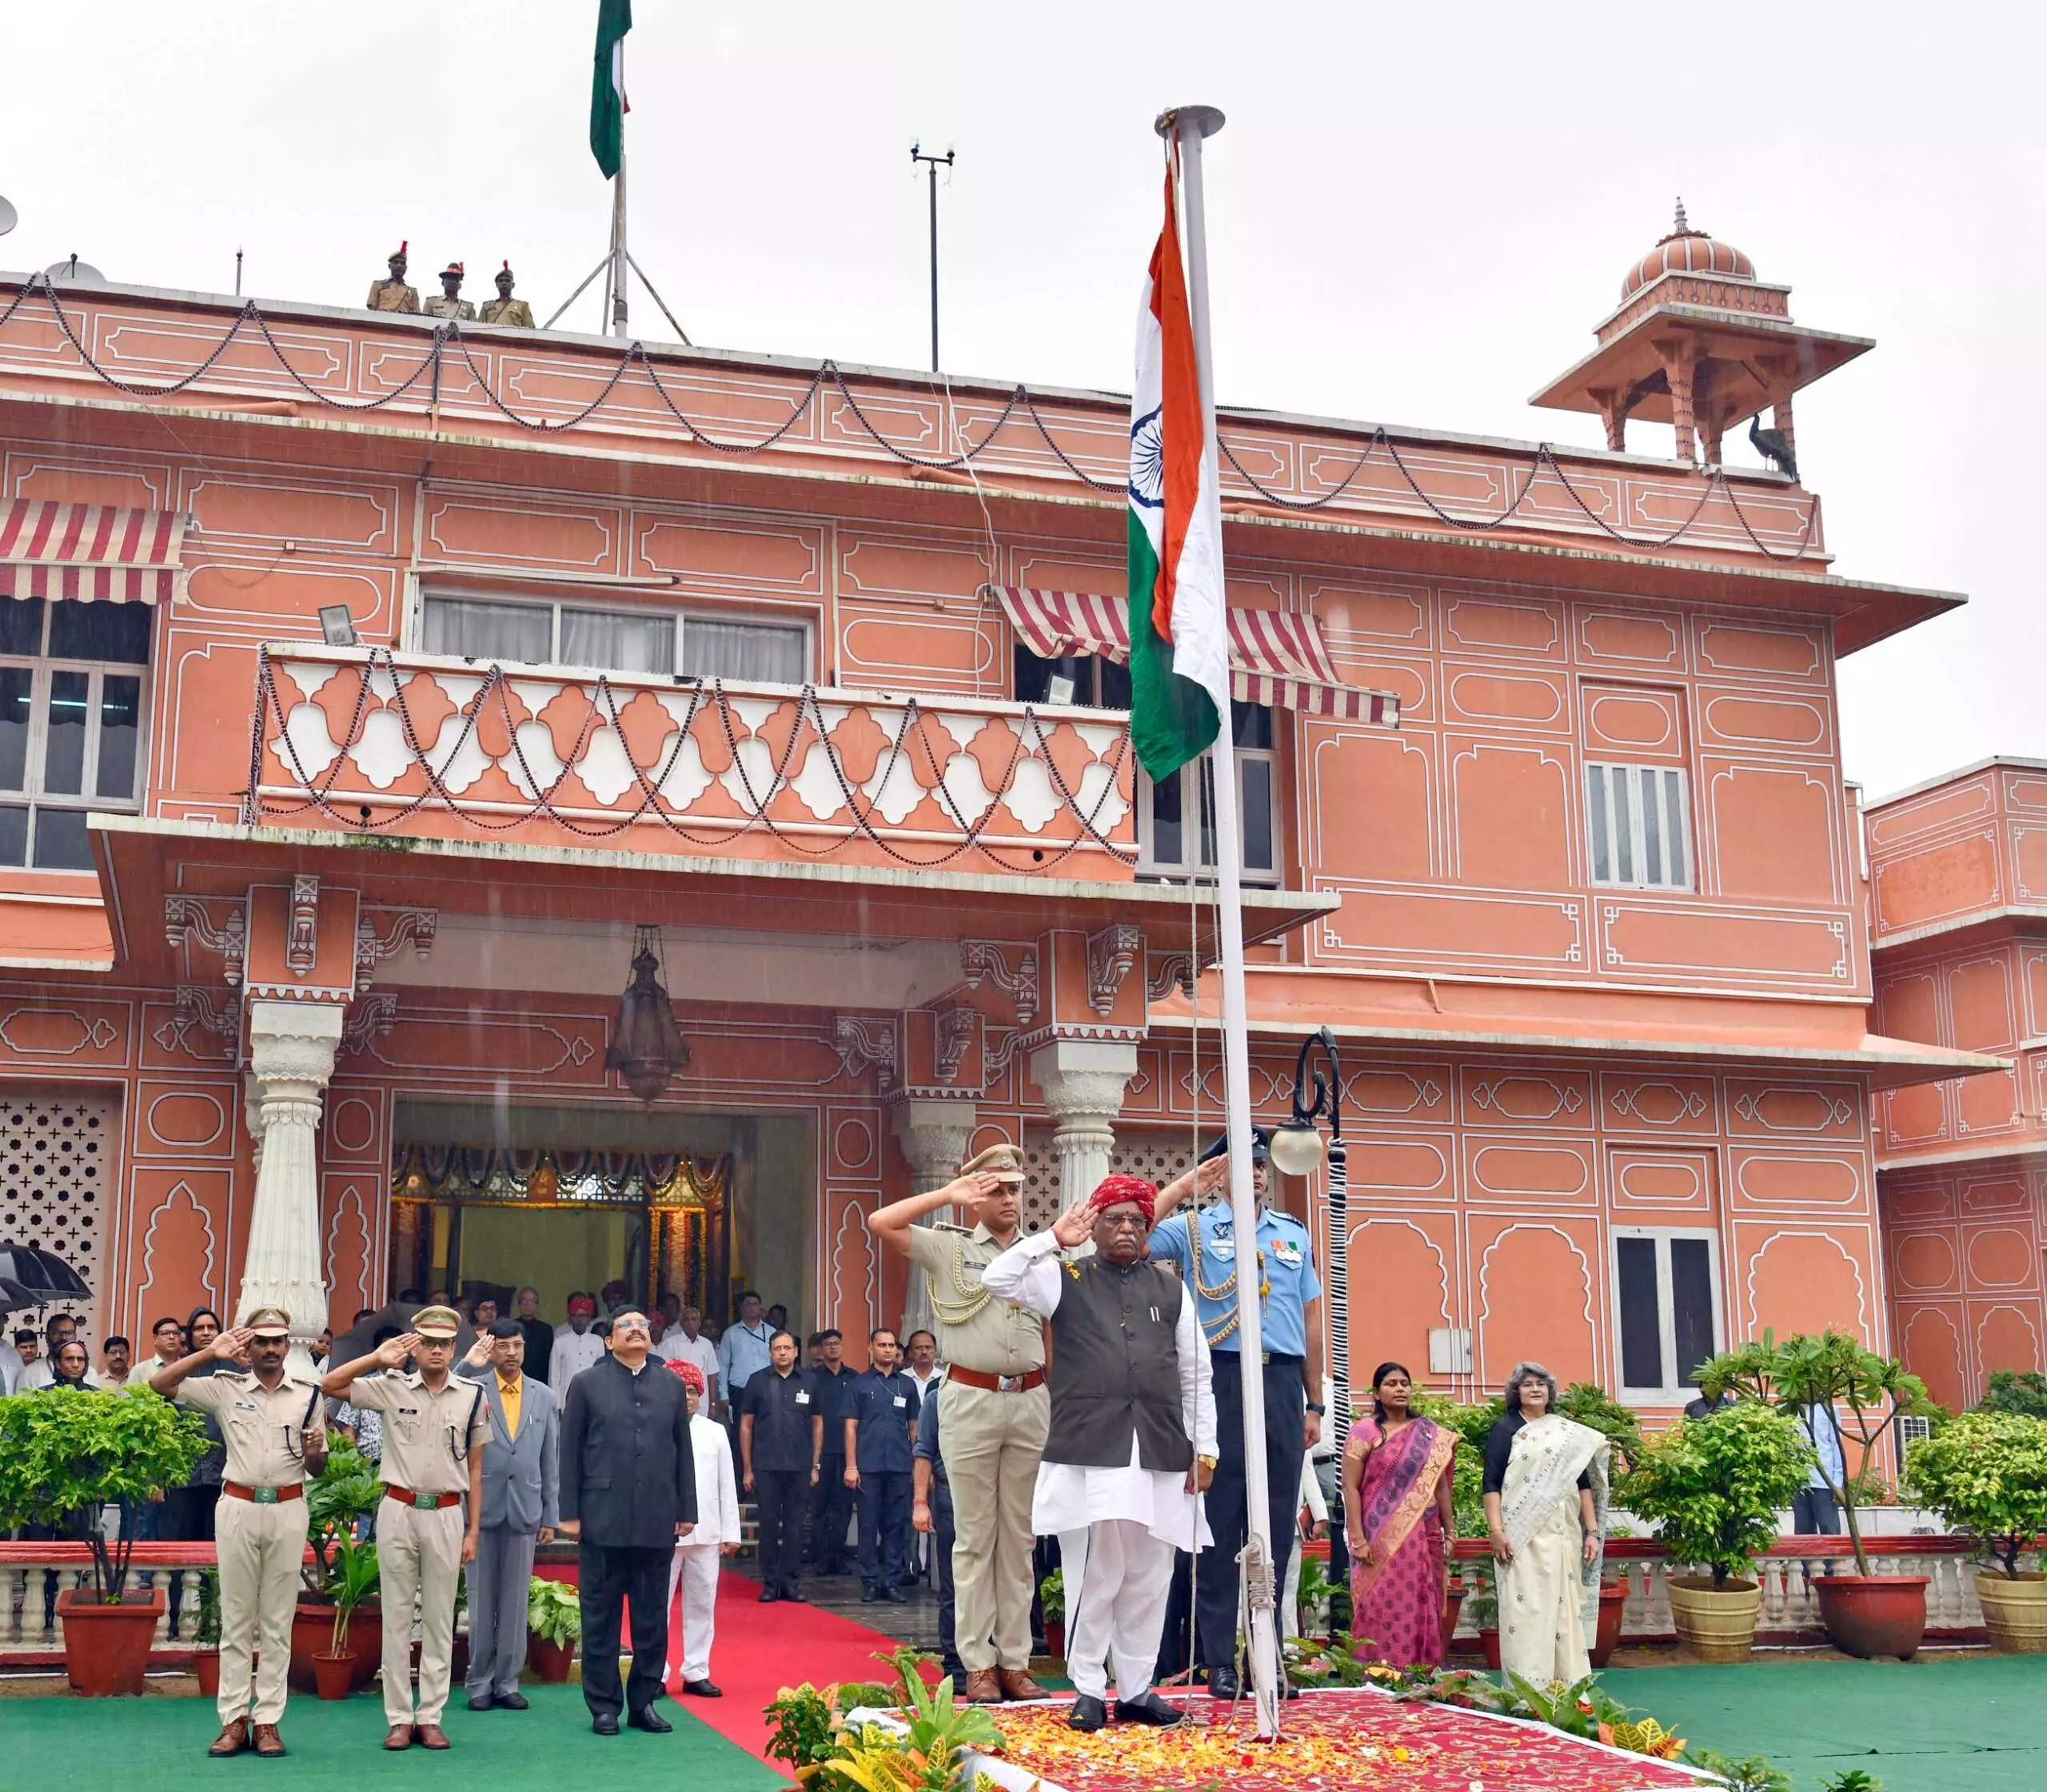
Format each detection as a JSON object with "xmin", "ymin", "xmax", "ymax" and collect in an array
[{"xmin": 910, "ymin": 143, "xmax": 955, "ymax": 372}]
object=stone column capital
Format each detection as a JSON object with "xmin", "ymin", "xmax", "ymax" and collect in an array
[
  {"xmin": 248, "ymin": 1000, "xmax": 342, "ymax": 1092},
  {"xmin": 1028, "ymin": 1038, "xmax": 1138, "ymax": 1123}
]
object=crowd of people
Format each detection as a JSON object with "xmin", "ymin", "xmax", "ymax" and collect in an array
[{"xmin": 4, "ymin": 1122, "xmax": 1695, "ymax": 1752}]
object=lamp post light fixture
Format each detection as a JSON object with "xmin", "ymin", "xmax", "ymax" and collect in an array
[
  {"xmin": 1279, "ymin": 1026, "xmax": 1351, "ymax": 1437},
  {"xmin": 605, "ymin": 924, "xmax": 691, "ymax": 1104}
]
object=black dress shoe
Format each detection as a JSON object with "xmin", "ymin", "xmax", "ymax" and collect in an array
[
  {"xmin": 1115, "ymin": 1691, "xmax": 1187, "ymax": 1727},
  {"xmin": 861, "ymin": 1586, "xmax": 883, "ymax": 1602},
  {"xmin": 681, "ymin": 1678, "xmax": 723, "ymax": 1698},
  {"xmin": 1207, "ymin": 1666, "xmax": 1240, "ymax": 1701},
  {"xmin": 496, "ymin": 1691, "xmax": 529, "ymax": 1710},
  {"xmin": 780, "ymin": 1585, "xmax": 807, "ymax": 1603},
  {"xmin": 1067, "ymin": 1694, "xmax": 1107, "ymax": 1733},
  {"xmin": 758, "ymin": 1586, "xmax": 780, "ymax": 1603},
  {"xmin": 593, "ymin": 1714, "xmax": 620, "ymax": 1736},
  {"xmin": 880, "ymin": 1587, "xmax": 908, "ymax": 1604},
  {"xmin": 627, "ymin": 1706, "xmax": 673, "ymax": 1734},
  {"xmin": 468, "ymin": 1694, "xmax": 496, "ymax": 1712}
]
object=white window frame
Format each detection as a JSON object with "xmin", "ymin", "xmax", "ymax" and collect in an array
[
  {"xmin": 413, "ymin": 588, "xmax": 813, "ymax": 684},
  {"xmin": 0, "ymin": 604, "xmax": 151, "ymax": 873},
  {"xmin": 1137, "ymin": 744, "xmax": 1281, "ymax": 888},
  {"xmin": 1610, "ymin": 1225, "xmax": 1722, "ymax": 1402},
  {"xmin": 1586, "ymin": 760, "xmax": 1693, "ymax": 891}
]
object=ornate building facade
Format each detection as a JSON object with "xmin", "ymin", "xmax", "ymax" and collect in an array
[{"xmin": 0, "ymin": 211, "xmax": 2001, "ymax": 1415}]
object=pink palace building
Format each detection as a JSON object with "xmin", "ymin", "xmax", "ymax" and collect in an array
[{"xmin": 0, "ymin": 206, "xmax": 2025, "ymax": 1421}]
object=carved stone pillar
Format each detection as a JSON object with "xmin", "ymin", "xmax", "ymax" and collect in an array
[
  {"xmin": 890, "ymin": 1098, "xmax": 977, "ymax": 1341},
  {"xmin": 1654, "ymin": 337, "xmax": 1699, "ymax": 466},
  {"xmin": 1028, "ymin": 1038, "xmax": 1138, "ymax": 1206},
  {"xmin": 237, "ymin": 1001, "xmax": 341, "ymax": 1375}
]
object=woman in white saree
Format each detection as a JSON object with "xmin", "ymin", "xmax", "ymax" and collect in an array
[{"xmin": 1482, "ymin": 1362, "xmax": 1608, "ymax": 1685}]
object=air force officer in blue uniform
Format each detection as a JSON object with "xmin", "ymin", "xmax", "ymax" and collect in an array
[{"xmin": 1148, "ymin": 1128, "xmax": 1324, "ymax": 1701}]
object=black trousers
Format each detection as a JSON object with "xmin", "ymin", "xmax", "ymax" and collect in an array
[
  {"xmin": 756, "ymin": 1467, "xmax": 808, "ymax": 1592},
  {"xmin": 808, "ymin": 1452, "xmax": 852, "ymax": 1570},
  {"xmin": 856, "ymin": 1469, "xmax": 912, "ymax": 1593},
  {"xmin": 932, "ymin": 1485, "xmax": 961, "ymax": 1679},
  {"xmin": 577, "ymin": 1541, "xmax": 672, "ymax": 1718},
  {"xmin": 1794, "ymin": 1487, "xmax": 1842, "ymax": 1535},
  {"xmin": 1195, "ymin": 1352, "xmax": 1304, "ymax": 1671}
]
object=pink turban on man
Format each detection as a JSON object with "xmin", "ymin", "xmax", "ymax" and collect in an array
[
  {"xmin": 664, "ymin": 1356, "xmax": 705, "ymax": 1395},
  {"xmin": 1091, "ymin": 1172, "xmax": 1159, "ymax": 1226}
]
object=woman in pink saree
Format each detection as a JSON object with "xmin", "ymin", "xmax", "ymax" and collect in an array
[{"xmin": 1343, "ymin": 1362, "xmax": 1456, "ymax": 1668}]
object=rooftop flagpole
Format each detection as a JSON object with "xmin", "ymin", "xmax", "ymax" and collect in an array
[{"xmin": 1159, "ymin": 99, "xmax": 1283, "ymax": 1743}]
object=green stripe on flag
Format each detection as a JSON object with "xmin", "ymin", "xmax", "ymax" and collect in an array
[
  {"xmin": 1127, "ymin": 509, "xmax": 1219, "ymax": 784},
  {"xmin": 590, "ymin": 0, "xmax": 632, "ymax": 179}
]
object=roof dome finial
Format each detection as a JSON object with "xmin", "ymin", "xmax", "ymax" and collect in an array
[{"xmin": 1673, "ymin": 196, "xmax": 1689, "ymax": 234}]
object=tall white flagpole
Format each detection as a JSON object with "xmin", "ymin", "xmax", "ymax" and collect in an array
[{"xmin": 1162, "ymin": 100, "xmax": 1283, "ymax": 1742}]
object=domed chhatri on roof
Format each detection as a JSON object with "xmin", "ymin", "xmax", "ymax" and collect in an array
[
  {"xmin": 1531, "ymin": 198, "xmax": 1873, "ymax": 473},
  {"xmin": 1621, "ymin": 200, "xmax": 1756, "ymax": 301}
]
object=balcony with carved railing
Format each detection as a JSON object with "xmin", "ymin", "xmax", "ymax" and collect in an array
[{"xmin": 245, "ymin": 645, "xmax": 1138, "ymax": 876}]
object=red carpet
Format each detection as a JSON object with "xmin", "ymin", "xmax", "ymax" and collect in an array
[{"xmin": 660, "ymin": 1566, "xmax": 916, "ymax": 1760}]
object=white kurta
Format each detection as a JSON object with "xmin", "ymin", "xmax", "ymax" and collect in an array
[
  {"xmin": 668, "ymin": 1413, "xmax": 741, "ymax": 1683},
  {"xmin": 546, "ymin": 1327, "xmax": 605, "ymax": 1394},
  {"xmin": 978, "ymin": 1231, "xmax": 1215, "ymax": 1548}
]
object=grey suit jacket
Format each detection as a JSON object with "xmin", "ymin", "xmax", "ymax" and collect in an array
[{"xmin": 457, "ymin": 1363, "xmax": 561, "ymax": 1532}]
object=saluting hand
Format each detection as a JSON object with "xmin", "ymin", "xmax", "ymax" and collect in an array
[
  {"xmin": 212, "ymin": 1326, "xmax": 255, "ymax": 1363},
  {"xmin": 1051, "ymin": 1199, "xmax": 1096, "ymax": 1249},
  {"xmin": 463, "ymin": 1335, "xmax": 494, "ymax": 1369},
  {"xmin": 377, "ymin": 1332, "xmax": 421, "ymax": 1368}
]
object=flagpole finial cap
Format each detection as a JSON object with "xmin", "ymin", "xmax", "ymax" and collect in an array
[{"xmin": 1155, "ymin": 104, "xmax": 1225, "ymax": 142}]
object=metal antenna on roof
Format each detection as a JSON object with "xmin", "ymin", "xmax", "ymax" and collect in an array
[
  {"xmin": 910, "ymin": 142, "xmax": 956, "ymax": 372},
  {"xmin": 235, "ymin": 249, "xmax": 243, "ymax": 297}
]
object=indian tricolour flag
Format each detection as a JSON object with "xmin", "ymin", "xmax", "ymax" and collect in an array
[
  {"xmin": 1127, "ymin": 165, "xmax": 1229, "ymax": 784},
  {"xmin": 590, "ymin": 0, "xmax": 632, "ymax": 179}
]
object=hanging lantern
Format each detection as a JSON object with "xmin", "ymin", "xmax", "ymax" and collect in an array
[{"xmin": 605, "ymin": 925, "xmax": 691, "ymax": 1104}]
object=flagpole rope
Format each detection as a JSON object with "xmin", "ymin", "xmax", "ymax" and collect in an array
[{"xmin": 0, "ymin": 273, "xmax": 1823, "ymax": 561}]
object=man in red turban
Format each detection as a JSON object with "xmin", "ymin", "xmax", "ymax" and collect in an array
[
  {"xmin": 980, "ymin": 1171, "xmax": 1218, "ymax": 1732},
  {"xmin": 664, "ymin": 1349, "xmax": 738, "ymax": 1698}
]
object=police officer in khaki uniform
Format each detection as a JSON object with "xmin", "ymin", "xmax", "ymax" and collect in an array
[
  {"xmin": 478, "ymin": 262, "xmax": 536, "ymax": 328},
  {"xmin": 152, "ymin": 1308, "xmax": 327, "ymax": 1759},
  {"xmin": 324, "ymin": 1306, "xmax": 488, "ymax": 1750},
  {"xmin": 365, "ymin": 244, "xmax": 421, "ymax": 313}
]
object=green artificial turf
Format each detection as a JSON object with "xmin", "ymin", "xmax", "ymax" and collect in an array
[
  {"xmin": 0, "ymin": 1680, "xmax": 784, "ymax": 1791},
  {"xmin": 1604, "ymin": 1653, "xmax": 2047, "ymax": 1790}
]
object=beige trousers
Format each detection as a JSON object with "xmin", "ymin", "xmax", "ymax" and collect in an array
[
  {"xmin": 377, "ymin": 1496, "xmax": 465, "ymax": 1726},
  {"xmin": 215, "ymin": 1494, "xmax": 309, "ymax": 1726},
  {"xmin": 940, "ymin": 1379, "xmax": 1049, "ymax": 1672}
]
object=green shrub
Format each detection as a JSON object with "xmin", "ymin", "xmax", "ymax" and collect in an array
[
  {"xmin": 0, "ymin": 1387, "xmax": 210, "ymax": 1603},
  {"xmin": 527, "ymin": 1575, "xmax": 581, "ymax": 1645},
  {"xmin": 1977, "ymin": 1370, "xmax": 2047, "ymax": 1419},
  {"xmin": 1904, "ymin": 1409, "xmax": 2047, "ymax": 1578},
  {"xmin": 1620, "ymin": 1403, "xmax": 1813, "ymax": 1588}
]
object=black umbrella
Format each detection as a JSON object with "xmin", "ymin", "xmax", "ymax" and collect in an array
[
  {"xmin": 329, "ymin": 1299, "xmax": 477, "ymax": 1367},
  {"xmin": 0, "ymin": 1275, "xmax": 44, "ymax": 1313},
  {"xmin": 0, "ymin": 1243, "xmax": 90, "ymax": 1299}
]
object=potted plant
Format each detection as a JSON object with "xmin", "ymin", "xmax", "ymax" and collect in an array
[
  {"xmin": 1038, "ymin": 1568, "xmax": 1065, "ymax": 1662},
  {"xmin": 192, "ymin": 1567, "xmax": 222, "ymax": 1698},
  {"xmin": 1620, "ymin": 1402, "xmax": 1814, "ymax": 1660},
  {"xmin": 527, "ymin": 1576, "xmax": 581, "ymax": 1682},
  {"xmin": 1702, "ymin": 1329, "xmax": 1937, "ymax": 1658},
  {"xmin": 0, "ymin": 1386, "xmax": 209, "ymax": 1696},
  {"xmin": 1904, "ymin": 1409, "xmax": 2047, "ymax": 1653},
  {"xmin": 293, "ymin": 1435, "xmax": 385, "ymax": 1690},
  {"xmin": 1295, "ymin": 1548, "xmax": 1335, "ymax": 1641},
  {"xmin": 313, "ymin": 1535, "xmax": 378, "ymax": 1700}
]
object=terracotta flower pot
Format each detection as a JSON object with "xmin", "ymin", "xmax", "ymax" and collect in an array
[
  {"xmin": 1439, "ymin": 1582, "xmax": 1466, "ymax": 1654},
  {"xmin": 57, "ymin": 1586, "xmax": 165, "ymax": 1698},
  {"xmin": 1588, "ymin": 1579, "xmax": 1630, "ymax": 1668},
  {"xmin": 1043, "ymin": 1620, "xmax": 1064, "ymax": 1661},
  {"xmin": 193, "ymin": 1648, "xmax": 221, "ymax": 1698},
  {"xmin": 346, "ymin": 1603, "xmax": 382, "ymax": 1691},
  {"xmin": 290, "ymin": 1598, "xmax": 333, "ymax": 1692},
  {"xmin": 312, "ymin": 1650, "xmax": 357, "ymax": 1701},
  {"xmin": 527, "ymin": 1633, "xmax": 577, "ymax": 1683},
  {"xmin": 1666, "ymin": 1577, "xmax": 1760, "ymax": 1662},
  {"xmin": 1478, "ymin": 1626, "xmax": 1501, "ymax": 1671},
  {"xmin": 1975, "ymin": 1570, "xmax": 2047, "ymax": 1654},
  {"xmin": 1814, "ymin": 1574, "xmax": 1929, "ymax": 1661}
]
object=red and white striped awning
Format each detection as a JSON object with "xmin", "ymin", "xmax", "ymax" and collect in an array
[
  {"xmin": 0, "ymin": 501, "xmax": 188, "ymax": 605},
  {"xmin": 993, "ymin": 585, "xmax": 1399, "ymax": 728}
]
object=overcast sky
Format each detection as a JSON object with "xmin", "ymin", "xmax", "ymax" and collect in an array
[{"xmin": 6, "ymin": 3, "xmax": 2040, "ymax": 800}]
